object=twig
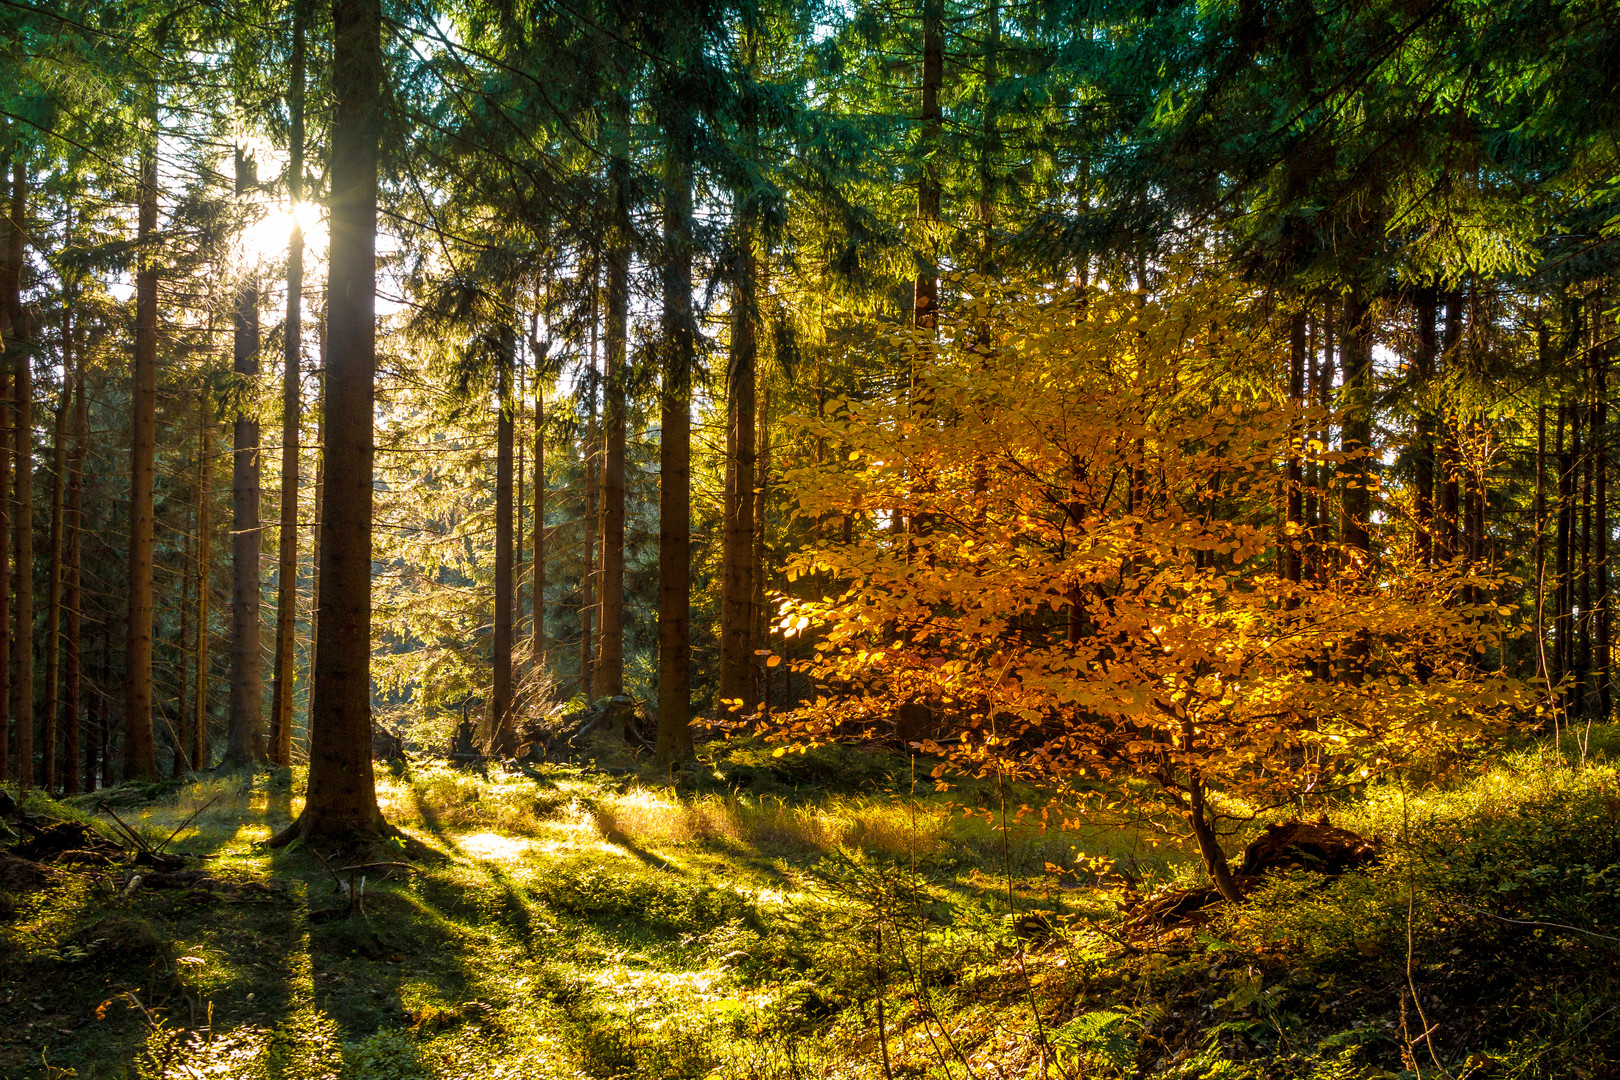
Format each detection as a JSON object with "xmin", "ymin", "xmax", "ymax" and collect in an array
[
  {"xmin": 155, "ymin": 795, "xmax": 219, "ymax": 855},
  {"xmin": 117, "ymin": 990, "xmax": 158, "ymax": 1030},
  {"xmin": 1399, "ymin": 774, "xmax": 1444, "ymax": 1078},
  {"xmin": 311, "ymin": 849, "xmax": 346, "ymax": 893},
  {"xmin": 1449, "ymin": 902, "xmax": 1620, "ymax": 945},
  {"xmin": 99, "ymin": 805, "xmax": 153, "ymax": 854}
]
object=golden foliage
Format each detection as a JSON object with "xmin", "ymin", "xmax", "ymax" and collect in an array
[{"xmin": 773, "ymin": 270, "xmax": 1531, "ymax": 835}]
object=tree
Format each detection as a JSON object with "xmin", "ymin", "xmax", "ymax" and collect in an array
[
  {"xmin": 274, "ymin": 0, "xmax": 388, "ymax": 844},
  {"xmin": 592, "ymin": 108, "xmax": 631, "ymax": 702},
  {"xmin": 718, "ymin": 23, "xmax": 760, "ymax": 714},
  {"xmin": 224, "ymin": 145, "xmax": 264, "ymax": 767},
  {"xmin": 195, "ymin": 396, "xmax": 214, "ymax": 771},
  {"xmin": 42, "ymin": 280, "xmax": 74, "ymax": 792},
  {"xmin": 9, "ymin": 160, "xmax": 32, "ymax": 789},
  {"xmin": 125, "ymin": 89, "xmax": 160, "ymax": 781},
  {"xmin": 654, "ymin": 29, "xmax": 700, "ymax": 765},
  {"xmin": 269, "ymin": 0, "xmax": 308, "ymax": 768},
  {"xmin": 490, "ymin": 316, "xmax": 518, "ymax": 754},
  {"xmin": 63, "ymin": 357, "xmax": 84, "ymax": 792},
  {"xmin": 779, "ymin": 270, "xmax": 1529, "ymax": 900}
]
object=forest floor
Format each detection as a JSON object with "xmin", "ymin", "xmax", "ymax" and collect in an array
[{"xmin": 1, "ymin": 730, "xmax": 1618, "ymax": 1080}]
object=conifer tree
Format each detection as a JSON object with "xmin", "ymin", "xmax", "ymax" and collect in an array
[{"xmin": 274, "ymin": 0, "xmax": 388, "ymax": 843}]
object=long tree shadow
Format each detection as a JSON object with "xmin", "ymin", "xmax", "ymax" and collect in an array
[
  {"xmin": 590, "ymin": 807, "xmax": 684, "ymax": 872},
  {"xmin": 409, "ymin": 783, "xmax": 464, "ymax": 857}
]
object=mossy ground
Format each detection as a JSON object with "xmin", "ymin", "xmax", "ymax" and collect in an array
[{"xmin": 1, "ymin": 730, "xmax": 1616, "ymax": 1079}]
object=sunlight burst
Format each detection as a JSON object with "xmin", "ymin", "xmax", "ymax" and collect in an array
[{"xmin": 238, "ymin": 200, "xmax": 327, "ymax": 265}]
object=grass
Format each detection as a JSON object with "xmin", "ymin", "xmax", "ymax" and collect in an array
[{"xmin": 0, "ymin": 731, "xmax": 1615, "ymax": 1079}]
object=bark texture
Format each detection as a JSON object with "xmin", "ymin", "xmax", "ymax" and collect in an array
[{"xmin": 195, "ymin": 400, "xmax": 212, "ymax": 770}]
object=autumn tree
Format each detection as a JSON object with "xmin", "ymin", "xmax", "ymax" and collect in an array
[{"xmin": 779, "ymin": 270, "xmax": 1530, "ymax": 900}]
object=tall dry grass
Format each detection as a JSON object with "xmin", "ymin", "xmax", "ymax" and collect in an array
[{"xmin": 593, "ymin": 790, "xmax": 951, "ymax": 857}]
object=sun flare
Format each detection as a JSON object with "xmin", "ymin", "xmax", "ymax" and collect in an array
[{"xmin": 238, "ymin": 200, "xmax": 327, "ymax": 264}]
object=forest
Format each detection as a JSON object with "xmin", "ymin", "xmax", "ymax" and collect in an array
[{"xmin": 0, "ymin": 0, "xmax": 1618, "ymax": 1076}]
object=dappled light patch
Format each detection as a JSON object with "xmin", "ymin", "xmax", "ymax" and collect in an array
[{"xmin": 457, "ymin": 831, "xmax": 537, "ymax": 861}]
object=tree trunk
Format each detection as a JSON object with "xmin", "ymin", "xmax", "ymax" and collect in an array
[
  {"xmin": 720, "ymin": 26, "xmax": 760, "ymax": 713},
  {"xmin": 656, "ymin": 105, "xmax": 696, "ymax": 764},
  {"xmin": 13, "ymin": 317, "xmax": 31, "ymax": 790},
  {"xmin": 0, "ymin": 364, "xmax": 8, "ymax": 785},
  {"xmin": 516, "ymin": 351, "xmax": 525, "ymax": 652},
  {"xmin": 1284, "ymin": 311, "xmax": 1304, "ymax": 584},
  {"xmin": 1556, "ymin": 401, "xmax": 1572, "ymax": 690},
  {"xmin": 718, "ymin": 212, "xmax": 757, "ymax": 710},
  {"xmin": 307, "ymin": 331, "xmax": 324, "ymax": 748},
  {"xmin": 178, "ymin": 469, "xmax": 192, "ymax": 772},
  {"xmin": 491, "ymin": 322, "xmax": 517, "ymax": 754},
  {"xmin": 42, "ymin": 307, "xmax": 71, "ymax": 792},
  {"xmin": 63, "ymin": 359, "xmax": 84, "ymax": 793},
  {"xmin": 1313, "ymin": 306, "xmax": 1335, "ymax": 583},
  {"xmin": 592, "ymin": 143, "xmax": 629, "ymax": 701},
  {"xmin": 753, "ymin": 381, "xmax": 772, "ymax": 710},
  {"xmin": 1187, "ymin": 773, "xmax": 1243, "ymax": 904},
  {"xmin": 226, "ymin": 148, "xmax": 264, "ymax": 766},
  {"xmin": 1413, "ymin": 288, "xmax": 1438, "ymax": 566},
  {"xmin": 131, "ymin": 199, "xmax": 162, "ymax": 773},
  {"xmin": 1338, "ymin": 291, "xmax": 1371, "ymax": 557},
  {"xmin": 269, "ymin": 2, "xmax": 307, "ymax": 768},
  {"xmin": 977, "ymin": 0, "xmax": 999, "ymax": 273},
  {"xmin": 1437, "ymin": 290, "xmax": 1464, "ymax": 559},
  {"xmin": 532, "ymin": 357, "xmax": 545, "ymax": 672},
  {"xmin": 1581, "ymin": 366, "xmax": 1595, "ymax": 712},
  {"xmin": 1534, "ymin": 334, "xmax": 1547, "ymax": 689},
  {"xmin": 195, "ymin": 400, "xmax": 212, "ymax": 770},
  {"xmin": 903, "ymin": 0, "xmax": 945, "ymax": 543},
  {"xmin": 1596, "ymin": 307, "xmax": 1612, "ymax": 718},
  {"xmin": 99, "ymin": 626, "xmax": 112, "ymax": 787},
  {"xmin": 10, "ymin": 162, "xmax": 31, "ymax": 787},
  {"xmin": 579, "ymin": 283, "xmax": 598, "ymax": 698},
  {"xmin": 913, "ymin": 0, "xmax": 943, "ymax": 332},
  {"xmin": 1302, "ymin": 316, "xmax": 1319, "ymax": 581},
  {"xmin": 0, "ymin": 156, "xmax": 13, "ymax": 783},
  {"xmin": 273, "ymin": 0, "xmax": 388, "ymax": 844}
]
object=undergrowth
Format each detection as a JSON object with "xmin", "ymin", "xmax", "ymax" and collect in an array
[{"xmin": 0, "ymin": 732, "xmax": 1614, "ymax": 1079}]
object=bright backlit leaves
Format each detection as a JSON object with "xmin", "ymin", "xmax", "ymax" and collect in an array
[{"xmin": 770, "ymin": 268, "xmax": 1531, "ymax": 860}]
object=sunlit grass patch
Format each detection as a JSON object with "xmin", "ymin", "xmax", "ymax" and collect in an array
[
  {"xmin": 591, "ymin": 788, "xmax": 952, "ymax": 857},
  {"xmin": 457, "ymin": 830, "xmax": 539, "ymax": 861},
  {"xmin": 375, "ymin": 760, "xmax": 610, "ymax": 839}
]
